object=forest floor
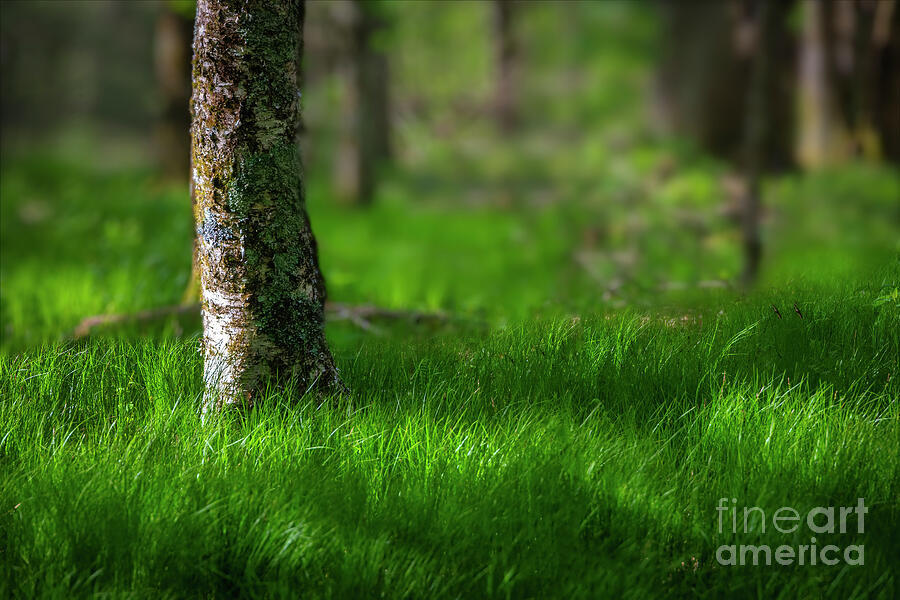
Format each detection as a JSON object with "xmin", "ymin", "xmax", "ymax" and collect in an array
[
  {"xmin": 1, "ymin": 146, "xmax": 898, "ymax": 598},
  {"xmin": 2, "ymin": 3, "xmax": 899, "ymax": 596}
]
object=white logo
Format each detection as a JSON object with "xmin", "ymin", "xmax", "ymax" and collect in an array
[{"xmin": 714, "ymin": 498, "xmax": 867, "ymax": 566}]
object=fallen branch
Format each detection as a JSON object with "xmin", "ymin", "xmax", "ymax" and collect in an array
[
  {"xmin": 572, "ymin": 252, "xmax": 732, "ymax": 295},
  {"xmin": 72, "ymin": 303, "xmax": 200, "ymax": 338},
  {"xmin": 70, "ymin": 301, "xmax": 452, "ymax": 340},
  {"xmin": 657, "ymin": 279, "xmax": 731, "ymax": 291},
  {"xmin": 325, "ymin": 303, "xmax": 451, "ymax": 324}
]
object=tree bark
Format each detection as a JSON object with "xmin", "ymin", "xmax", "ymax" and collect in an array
[{"xmin": 192, "ymin": 0, "xmax": 343, "ymax": 411}]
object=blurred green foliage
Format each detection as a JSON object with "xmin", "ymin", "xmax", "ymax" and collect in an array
[{"xmin": 2, "ymin": 1, "xmax": 898, "ymax": 351}]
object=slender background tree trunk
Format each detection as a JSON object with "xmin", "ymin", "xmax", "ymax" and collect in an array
[
  {"xmin": 796, "ymin": 0, "xmax": 847, "ymax": 167},
  {"xmin": 154, "ymin": 5, "xmax": 193, "ymax": 181},
  {"xmin": 334, "ymin": 0, "xmax": 391, "ymax": 205},
  {"xmin": 740, "ymin": 0, "xmax": 774, "ymax": 286},
  {"xmin": 192, "ymin": 0, "xmax": 342, "ymax": 411},
  {"xmin": 796, "ymin": 0, "xmax": 899, "ymax": 167},
  {"xmin": 492, "ymin": 0, "xmax": 517, "ymax": 133},
  {"xmin": 655, "ymin": 0, "xmax": 794, "ymax": 169}
]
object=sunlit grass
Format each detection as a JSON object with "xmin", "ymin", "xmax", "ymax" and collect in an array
[
  {"xmin": 1, "ymin": 1, "xmax": 898, "ymax": 591},
  {"xmin": 1, "ymin": 289, "xmax": 898, "ymax": 598},
  {"xmin": 2, "ymin": 0, "xmax": 899, "ymax": 594},
  {"xmin": 1, "ymin": 133, "xmax": 899, "ymax": 597}
]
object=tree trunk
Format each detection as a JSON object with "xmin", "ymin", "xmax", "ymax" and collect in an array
[
  {"xmin": 192, "ymin": 0, "xmax": 343, "ymax": 411},
  {"xmin": 740, "ymin": 0, "xmax": 773, "ymax": 286},
  {"xmin": 796, "ymin": 0, "xmax": 849, "ymax": 167},
  {"xmin": 154, "ymin": 6, "xmax": 193, "ymax": 181},
  {"xmin": 334, "ymin": 0, "xmax": 391, "ymax": 205},
  {"xmin": 155, "ymin": 4, "xmax": 200, "ymax": 302},
  {"xmin": 795, "ymin": 0, "xmax": 900, "ymax": 166},
  {"xmin": 655, "ymin": 0, "xmax": 794, "ymax": 169},
  {"xmin": 873, "ymin": 0, "xmax": 900, "ymax": 163},
  {"xmin": 824, "ymin": 0, "xmax": 900, "ymax": 164},
  {"xmin": 492, "ymin": 0, "xmax": 517, "ymax": 133}
]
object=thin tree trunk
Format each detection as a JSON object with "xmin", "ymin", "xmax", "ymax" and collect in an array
[
  {"xmin": 741, "ymin": 0, "xmax": 774, "ymax": 286},
  {"xmin": 368, "ymin": 46, "xmax": 392, "ymax": 163},
  {"xmin": 334, "ymin": 0, "xmax": 391, "ymax": 205},
  {"xmin": 192, "ymin": 0, "xmax": 343, "ymax": 411},
  {"xmin": 334, "ymin": 53, "xmax": 371, "ymax": 204},
  {"xmin": 493, "ymin": 0, "xmax": 517, "ymax": 133},
  {"xmin": 655, "ymin": 1, "xmax": 794, "ymax": 169},
  {"xmin": 873, "ymin": 0, "xmax": 900, "ymax": 163},
  {"xmin": 829, "ymin": 0, "xmax": 900, "ymax": 163},
  {"xmin": 155, "ymin": 4, "xmax": 201, "ymax": 303},
  {"xmin": 796, "ymin": 0, "xmax": 848, "ymax": 167},
  {"xmin": 154, "ymin": 6, "xmax": 193, "ymax": 181}
]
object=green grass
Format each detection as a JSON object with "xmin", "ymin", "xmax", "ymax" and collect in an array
[
  {"xmin": 1, "ymin": 288, "xmax": 898, "ymax": 598},
  {"xmin": 1, "ymin": 140, "xmax": 899, "ymax": 600},
  {"xmin": 2, "ymin": 1, "xmax": 900, "ymax": 595}
]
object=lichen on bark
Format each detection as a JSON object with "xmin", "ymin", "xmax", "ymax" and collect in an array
[{"xmin": 191, "ymin": 0, "xmax": 343, "ymax": 411}]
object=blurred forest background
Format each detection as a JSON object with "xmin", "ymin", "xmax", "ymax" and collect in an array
[{"xmin": 1, "ymin": 0, "xmax": 898, "ymax": 350}]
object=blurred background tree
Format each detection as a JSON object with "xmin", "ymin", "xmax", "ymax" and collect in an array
[
  {"xmin": 492, "ymin": 0, "xmax": 519, "ymax": 133},
  {"xmin": 1, "ymin": 1, "xmax": 158, "ymax": 154},
  {"xmin": 332, "ymin": 0, "xmax": 393, "ymax": 205},
  {"xmin": 153, "ymin": 1, "xmax": 193, "ymax": 181},
  {"xmin": 654, "ymin": 0, "xmax": 796, "ymax": 170},
  {"xmin": 796, "ymin": 0, "xmax": 900, "ymax": 167}
]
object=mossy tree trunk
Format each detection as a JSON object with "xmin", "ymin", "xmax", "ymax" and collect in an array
[{"xmin": 192, "ymin": 0, "xmax": 343, "ymax": 411}]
